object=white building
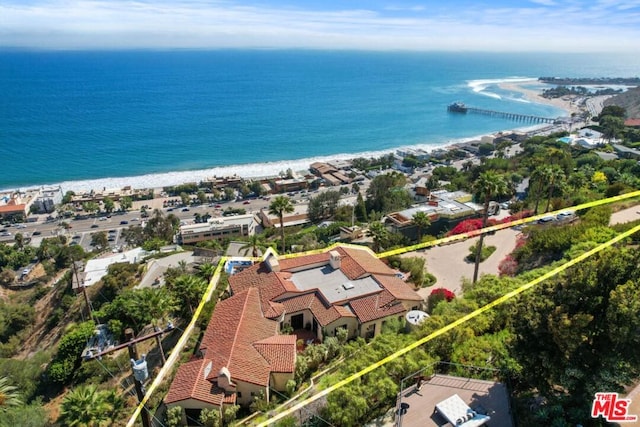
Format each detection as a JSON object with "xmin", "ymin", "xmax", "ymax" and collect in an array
[{"xmin": 179, "ymin": 214, "xmax": 257, "ymax": 244}]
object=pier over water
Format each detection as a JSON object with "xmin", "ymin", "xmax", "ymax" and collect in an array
[{"xmin": 447, "ymin": 102, "xmax": 558, "ymax": 124}]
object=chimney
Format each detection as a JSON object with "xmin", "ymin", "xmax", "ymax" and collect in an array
[
  {"xmin": 217, "ymin": 366, "xmax": 235, "ymax": 392},
  {"xmin": 329, "ymin": 250, "xmax": 341, "ymax": 270},
  {"xmin": 266, "ymin": 254, "xmax": 280, "ymax": 272}
]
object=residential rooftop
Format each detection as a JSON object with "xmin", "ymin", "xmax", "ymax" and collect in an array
[
  {"xmin": 290, "ymin": 264, "xmax": 383, "ymax": 304},
  {"xmin": 396, "ymin": 374, "xmax": 513, "ymax": 427}
]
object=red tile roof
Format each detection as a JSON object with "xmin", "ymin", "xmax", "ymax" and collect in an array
[
  {"xmin": 348, "ymin": 290, "xmax": 407, "ymax": 323},
  {"xmin": 164, "ymin": 358, "xmax": 236, "ymax": 406},
  {"xmin": 198, "ymin": 288, "xmax": 296, "ymax": 387},
  {"xmin": 0, "ymin": 204, "xmax": 26, "ymax": 214},
  {"xmin": 375, "ymin": 274, "xmax": 423, "ymax": 301},
  {"xmin": 278, "ymin": 292, "xmax": 356, "ymax": 326},
  {"xmin": 624, "ymin": 118, "xmax": 640, "ymax": 127},
  {"xmin": 254, "ymin": 335, "xmax": 297, "ymax": 373},
  {"xmin": 229, "ymin": 244, "xmax": 421, "ymax": 327}
]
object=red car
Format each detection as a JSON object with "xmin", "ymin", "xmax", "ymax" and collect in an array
[{"xmin": 243, "ymin": 201, "xmax": 250, "ymax": 205}]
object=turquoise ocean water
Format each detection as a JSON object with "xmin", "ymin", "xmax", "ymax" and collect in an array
[{"xmin": 1, "ymin": 50, "xmax": 637, "ymax": 191}]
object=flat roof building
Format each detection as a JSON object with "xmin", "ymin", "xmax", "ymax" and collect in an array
[{"xmin": 179, "ymin": 214, "xmax": 257, "ymax": 245}]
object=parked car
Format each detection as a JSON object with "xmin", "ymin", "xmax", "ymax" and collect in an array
[
  {"xmin": 537, "ymin": 216, "xmax": 555, "ymax": 224},
  {"xmin": 91, "ymin": 224, "xmax": 99, "ymax": 228},
  {"xmin": 120, "ymin": 220, "xmax": 129, "ymax": 225}
]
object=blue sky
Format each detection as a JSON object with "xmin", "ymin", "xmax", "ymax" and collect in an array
[{"xmin": 2, "ymin": 0, "xmax": 639, "ymax": 51}]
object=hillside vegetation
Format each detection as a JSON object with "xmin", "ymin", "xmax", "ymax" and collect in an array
[{"xmin": 604, "ymin": 86, "xmax": 640, "ymax": 118}]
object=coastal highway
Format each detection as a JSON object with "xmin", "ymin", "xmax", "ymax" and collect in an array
[{"xmin": 1, "ymin": 191, "xmax": 314, "ymax": 248}]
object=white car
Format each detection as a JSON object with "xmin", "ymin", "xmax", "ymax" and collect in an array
[{"xmin": 99, "ymin": 217, "xmax": 108, "ymax": 221}]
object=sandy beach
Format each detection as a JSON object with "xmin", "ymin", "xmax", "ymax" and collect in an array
[
  {"xmin": 7, "ymin": 83, "xmax": 608, "ymax": 196},
  {"xmin": 497, "ymin": 80, "xmax": 580, "ymax": 116}
]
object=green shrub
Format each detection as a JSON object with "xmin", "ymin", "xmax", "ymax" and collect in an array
[{"xmin": 465, "ymin": 243, "xmax": 496, "ymax": 262}]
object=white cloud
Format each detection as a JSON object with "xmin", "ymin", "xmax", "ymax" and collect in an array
[{"xmin": 1, "ymin": 0, "xmax": 639, "ymax": 51}]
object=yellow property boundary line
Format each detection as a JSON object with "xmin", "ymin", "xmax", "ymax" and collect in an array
[
  {"xmin": 258, "ymin": 222, "xmax": 640, "ymax": 426},
  {"xmin": 378, "ymin": 190, "xmax": 640, "ymax": 258},
  {"xmin": 126, "ymin": 256, "xmax": 228, "ymax": 427},
  {"xmin": 127, "ymin": 191, "xmax": 640, "ymax": 426}
]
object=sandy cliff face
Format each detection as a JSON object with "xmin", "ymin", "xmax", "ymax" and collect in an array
[{"xmin": 604, "ymin": 86, "xmax": 640, "ymax": 118}]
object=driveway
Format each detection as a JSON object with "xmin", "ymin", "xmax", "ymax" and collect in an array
[
  {"xmin": 407, "ymin": 204, "xmax": 640, "ymax": 300},
  {"xmin": 408, "ymin": 229, "xmax": 521, "ymax": 299}
]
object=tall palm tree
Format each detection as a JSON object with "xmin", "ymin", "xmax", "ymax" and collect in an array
[
  {"xmin": 239, "ymin": 234, "xmax": 268, "ymax": 258},
  {"xmin": 529, "ymin": 166, "xmax": 547, "ymax": 214},
  {"xmin": 0, "ymin": 376, "xmax": 22, "ymax": 410},
  {"xmin": 472, "ymin": 171, "xmax": 508, "ymax": 284},
  {"xmin": 366, "ymin": 221, "xmax": 389, "ymax": 253},
  {"xmin": 268, "ymin": 196, "xmax": 294, "ymax": 254},
  {"xmin": 412, "ymin": 211, "xmax": 431, "ymax": 243},
  {"xmin": 544, "ymin": 165, "xmax": 566, "ymax": 213}
]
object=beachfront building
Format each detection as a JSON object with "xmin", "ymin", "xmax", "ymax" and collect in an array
[
  {"xmin": 0, "ymin": 191, "xmax": 35, "ymax": 222},
  {"xmin": 228, "ymin": 246, "xmax": 423, "ymax": 341},
  {"xmin": 31, "ymin": 186, "xmax": 63, "ymax": 214},
  {"xmin": 386, "ymin": 190, "xmax": 481, "ymax": 239},
  {"xmin": 178, "ymin": 213, "xmax": 257, "ymax": 245},
  {"xmin": 272, "ymin": 177, "xmax": 308, "ymax": 193},
  {"xmin": 309, "ymin": 161, "xmax": 353, "ymax": 186},
  {"xmin": 164, "ymin": 287, "xmax": 297, "ymax": 420}
]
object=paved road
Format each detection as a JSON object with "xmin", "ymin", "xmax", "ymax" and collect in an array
[{"xmin": 408, "ymin": 204, "xmax": 640, "ymax": 299}]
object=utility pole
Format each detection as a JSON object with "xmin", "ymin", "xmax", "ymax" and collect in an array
[
  {"xmin": 125, "ymin": 328, "xmax": 152, "ymax": 427},
  {"xmin": 84, "ymin": 323, "xmax": 175, "ymax": 427},
  {"xmin": 71, "ymin": 259, "xmax": 97, "ymax": 325}
]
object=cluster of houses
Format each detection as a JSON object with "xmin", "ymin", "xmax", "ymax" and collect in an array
[{"xmin": 0, "ymin": 186, "xmax": 63, "ymax": 222}]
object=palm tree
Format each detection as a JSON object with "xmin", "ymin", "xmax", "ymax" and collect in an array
[
  {"xmin": 529, "ymin": 166, "xmax": 547, "ymax": 214},
  {"xmin": 412, "ymin": 211, "xmax": 431, "ymax": 243},
  {"xmin": 544, "ymin": 165, "xmax": 566, "ymax": 213},
  {"xmin": 144, "ymin": 288, "xmax": 176, "ymax": 328},
  {"xmin": 268, "ymin": 196, "xmax": 294, "ymax": 254},
  {"xmin": 197, "ymin": 261, "xmax": 217, "ymax": 282},
  {"xmin": 366, "ymin": 221, "xmax": 389, "ymax": 253},
  {"xmin": 0, "ymin": 376, "xmax": 22, "ymax": 410},
  {"xmin": 239, "ymin": 234, "xmax": 268, "ymax": 258},
  {"xmin": 59, "ymin": 384, "xmax": 113, "ymax": 427},
  {"xmin": 169, "ymin": 275, "xmax": 207, "ymax": 316},
  {"xmin": 472, "ymin": 171, "xmax": 508, "ymax": 284}
]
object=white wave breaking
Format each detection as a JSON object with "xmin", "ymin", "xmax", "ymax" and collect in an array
[
  {"xmin": 8, "ymin": 124, "xmax": 549, "ymax": 194},
  {"xmin": 467, "ymin": 76, "xmax": 538, "ymax": 101}
]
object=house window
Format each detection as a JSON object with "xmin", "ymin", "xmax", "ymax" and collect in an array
[{"xmin": 237, "ymin": 392, "xmax": 242, "ymax": 398}]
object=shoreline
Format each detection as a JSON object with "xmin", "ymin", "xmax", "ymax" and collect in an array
[
  {"xmin": 496, "ymin": 79, "xmax": 580, "ymax": 116},
  {"xmin": 3, "ymin": 83, "xmax": 600, "ymax": 195}
]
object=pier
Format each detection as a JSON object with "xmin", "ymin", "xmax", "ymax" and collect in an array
[{"xmin": 447, "ymin": 102, "xmax": 558, "ymax": 124}]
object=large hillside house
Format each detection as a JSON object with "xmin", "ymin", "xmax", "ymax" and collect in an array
[
  {"xmin": 229, "ymin": 245, "xmax": 423, "ymax": 340},
  {"xmin": 164, "ymin": 287, "xmax": 296, "ymax": 419}
]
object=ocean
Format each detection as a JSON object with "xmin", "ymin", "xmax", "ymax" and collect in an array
[{"xmin": 1, "ymin": 50, "xmax": 637, "ymax": 192}]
